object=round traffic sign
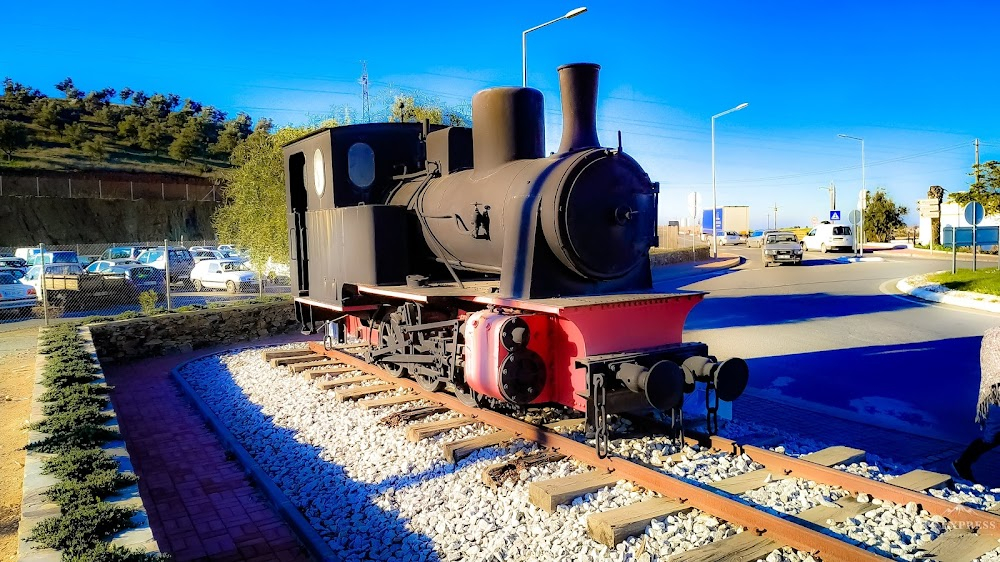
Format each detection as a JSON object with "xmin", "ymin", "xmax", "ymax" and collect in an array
[
  {"xmin": 811, "ymin": 216, "xmax": 818, "ymax": 226},
  {"xmin": 848, "ymin": 209, "xmax": 862, "ymax": 225},
  {"xmin": 964, "ymin": 201, "xmax": 985, "ymax": 226}
]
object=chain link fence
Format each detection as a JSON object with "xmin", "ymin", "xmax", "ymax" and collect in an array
[
  {"xmin": 0, "ymin": 174, "xmax": 219, "ymax": 201},
  {"xmin": 0, "ymin": 239, "xmax": 291, "ymax": 326}
]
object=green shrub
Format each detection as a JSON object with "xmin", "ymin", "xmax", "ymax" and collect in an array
[
  {"xmin": 42, "ymin": 392, "xmax": 109, "ymax": 416},
  {"xmin": 32, "ymin": 407, "xmax": 113, "ymax": 435},
  {"xmin": 44, "ymin": 470, "xmax": 138, "ymax": 508},
  {"xmin": 113, "ymin": 311, "xmax": 140, "ymax": 320},
  {"xmin": 173, "ymin": 304, "xmax": 205, "ymax": 313},
  {"xmin": 43, "ymin": 449, "xmax": 120, "ymax": 481},
  {"xmin": 40, "ymin": 383, "xmax": 109, "ymax": 404},
  {"xmin": 41, "ymin": 360, "xmax": 99, "ymax": 388},
  {"xmin": 27, "ymin": 501, "xmax": 137, "ymax": 555},
  {"xmin": 28, "ymin": 425, "xmax": 121, "ymax": 454},
  {"xmin": 78, "ymin": 315, "xmax": 115, "ymax": 325},
  {"xmin": 63, "ymin": 542, "xmax": 170, "ymax": 562},
  {"xmin": 137, "ymin": 290, "xmax": 158, "ymax": 316}
]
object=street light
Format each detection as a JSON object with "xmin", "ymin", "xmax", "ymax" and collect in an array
[
  {"xmin": 522, "ymin": 7, "xmax": 588, "ymax": 87},
  {"xmin": 711, "ymin": 102, "xmax": 749, "ymax": 258},
  {"xmin": 838, "ymin": 134, "xmax": 865, "ymax": 256}
]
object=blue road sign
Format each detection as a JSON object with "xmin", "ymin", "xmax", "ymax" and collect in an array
[
  {"xmin": 943, "ymin": 225, "xmax": 1000, "ymax": 246},
  {"xmin": 829, "ymin": 210, "xmax": 841, "ymax": 221},
  {"xmin": 965, "ymin": 201, "xmax": 985, "ymax": 226}
]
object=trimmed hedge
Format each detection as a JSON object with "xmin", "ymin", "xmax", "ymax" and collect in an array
[{"xmin": 27, "ymin": 324, "xmax": 168, "ymax": 561}]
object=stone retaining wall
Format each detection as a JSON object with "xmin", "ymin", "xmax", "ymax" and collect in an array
[{"xmin": 90, "ymin": 302, "xmax": 298, "ymax": 363}]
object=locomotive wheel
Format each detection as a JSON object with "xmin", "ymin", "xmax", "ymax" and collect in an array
[
  {"xmin": 378, "ymin": 324, "xmax": 407, "ymax": 378},
  {"xmin": 455, "ymin": 385, "xmax": 483, "ymax": 408},
  {"xmin": 417, "ymin": 374, "xmax": 444, "ymax": 392}
]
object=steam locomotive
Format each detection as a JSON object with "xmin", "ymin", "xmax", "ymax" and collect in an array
[{"xmin": 282, "ymin": 63, "xmax": 748, "ymax": 453}]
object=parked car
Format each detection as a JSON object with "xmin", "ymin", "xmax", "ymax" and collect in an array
[
  {"xmin": 802, "ymin": 223, "xmax": 855, "ymax": 253},
  {"xmin": 99, "ymin": 246, "xmax": 153, "ymax": 263},
  {"xmin": 762, "ymin": 231, "xmax": 803, "ymax": 266},
  {"xmin": 0, "ymin": 271, "xmax": 36, "ymax": 314},
  {"xmin": 136, "ymin": 247, "xmax": 195, "ymax": 283},
  {"xmin": 217, "ymin": 244, "xmax": 236, "ymax": 253},
  {"xmin": 0, "ymin": 267, "xmax": 26, "ymax": 282},
  {"xmin": 20, "ymin": 263, "xmax": 85, "ymax": 295},
  {"xmin": 28, "ymin": 251, "xmax": 79, "ymax": 266},
  {"xmin": 77, "ymin": 255, "xmax": 98, "ymax": 267},
  {"xmin": 14, "ymin": 248, "xmax": 41, "ymax": 261},
  {"xmin": 0, "ymin": 257, "xmax": 28, "ymax": 269},
  {"xmin": 747, "ymin": 230, "xmax": 765, "ymax": 248},
  {"xmin": 190, "ymin": 259, "xmax": 259, "ymax": 293},
  {"xmin": 715, "ymin": 231, "xmax": 741, "ymax": 246},
  {"xmin": 87, "ymin": 259, "xmax": 137, "ymax": 273},
  {"xmin": 103, "ymin": 264, "xmax": 166, "ymax": 296},
  {"xmin": 191, "ymin": 249, "xmax": 227, "ymax": 263}
]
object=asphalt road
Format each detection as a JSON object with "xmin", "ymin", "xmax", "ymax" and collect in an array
[{"xmin": 656, "ymin": 245, "xmax": 998, "ymax": 442}]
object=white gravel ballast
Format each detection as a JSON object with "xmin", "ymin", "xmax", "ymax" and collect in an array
[{"xmin": 181, "ymin": 346, "xmax": 781, "ymax": 562}]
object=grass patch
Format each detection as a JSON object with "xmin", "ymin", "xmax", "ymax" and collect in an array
[{"xmin": 925, "ymin": 269, "xmax": 1000, "ymax": 296}]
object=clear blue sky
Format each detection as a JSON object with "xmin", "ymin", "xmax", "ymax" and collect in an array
[{"xmin": 4, "ymin": 0, "xmax": 998, "ymax": 228}]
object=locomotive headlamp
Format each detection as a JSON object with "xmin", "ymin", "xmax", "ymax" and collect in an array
[
  {"xmin": 313, "ymin": 149, "xmax": 326, "ymax": 197},
  {"xmin": 681, "ymin": 356, "xmax": 749, "ymax": 402}
]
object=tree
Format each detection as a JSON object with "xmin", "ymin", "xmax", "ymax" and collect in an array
[
  {"xmin": 863, "ymin": 188, "xmax": 908, "ymax": 243},
  {"xmin": 169, "ymin": 120, "xmax": 201, "ymax": 163},
  {"xmin": 213, "ymin": 126, "xmax": 311, "ymax": 273},
  {"xmin": 950, "ymin": 161, "xmax": 1000, "ymax": 215},
  {"xmin": 117, "ymin": 113, "xmax": 142, "ymax": 144},
  {"xmin": 54, "ymin": 77, "xmax": 84, "ymax": 100},
  {"xmin": 2, "ymin": 78, "xmax": 44, "ymax": 108},
  {"xmin": 138, "ymin": 121, "xmax": 170, "ymax": 155},
  {"xmin": 82, "ymin": 137, "xmax": 107, "ymax": 161},
  {"xmin": 130, "ymin": 90, "xmax": 149, "ymax": 107},
  {"xmin": 63, "ymin": 122, "xmax": 89, "ymax": 148},
  {"xmin": 31, "ymin": 99, "xmax": 77, "ymax": 131},
  {"xmin": 390, "ymin": 95, "xmax": 444, "ymax": 124},
  {"xmin": 928, "ymin": 185, "xmax": 944, "ymax": 246},
  {"xmin": 211, "ymin": 113, "xmax": 253, "ymax": 157},
  {"xmin": 0, "ymin": 119, "xmax": 29, "ymax": 160},
  {"xmin": 119, "ymin": 87, "xmax": 133, "ymax": 103}
]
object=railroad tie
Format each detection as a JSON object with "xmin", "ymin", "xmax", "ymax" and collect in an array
[
  {"xmin": 922, "ymin": 527, "xmax": 1000, "ymax": 562},
  {"xmin": 529, "ymin": 471, "xmax": 621, "ymax": 513},
  {"xmin": 261, "ymin": 349, "xmax": 313, "ymax": 361},
  {"xmin": 586, "ymin": 497, "xmax": 691, "ymax": 547},
  {"xmin": 712, "ymin": 468, "xmax": 791, "ymax": 495},
  {"xmin": 303, "ymin": 365, "xmax": 358, "ymax": 381},
  {"xmin": 334, "ymin": 383, "xmax": 398, "ymax": 402},
  {"xmin": 441, "ymin": 430, "xmax": 515, "ymax": 463},
  {"xmin": 270, "ymin": 354, "xmax": 324, "ymax": 367},
  {"xmin": 482, "ymin": 451, "xmax": 566, "ymax": 488},
  {"xmin": 316, "ymin": 374, "xmax": 378, "ymax": 391},
  {"xmin": 289, "ymin": 359, "xmax": 337, "ymax": 373},
  {"xmin": 799, "ymin": 446, "xmax": 867, "ymax": 467},
  {"xmin": 543, "ymin": 417, "xmax": 586, "ymax": 432},
  {"xmin": 405, "ymin": 416, "xmax": 473, "ymax": 442},
  {"xmin": 886, "ymin": 469, "xmax": 952, "ymax": 492},
  {"xmin": 357, "ymin": 394, "xmax": 424, "ymax": 410},
  {"xmin": 667, "ymin": 531, "xmax": 781, "ymax": 562},
  {"xmin": 380, "ymin": 406, "xmax": 450, "ymax": 427},
  {"xmin": 793, "ymin": 497, "xmax": 880, "ymax": 530}
]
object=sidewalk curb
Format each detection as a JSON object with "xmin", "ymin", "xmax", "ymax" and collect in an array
[
  {"xmin": 897, "ymin": 275, "xmax": 1000, "ymax": 314},
  {"xmin": 170, "ymin": 344, "xmax": 341, "ymax": 562},
  {"xmin": 695, "ymin": 254, "xmax": 744, "ymax": 270}
]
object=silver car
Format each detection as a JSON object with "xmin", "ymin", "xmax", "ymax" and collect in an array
[{"xmin": 762, "ymin": 232, "xmax": 803, "ymax": 266}]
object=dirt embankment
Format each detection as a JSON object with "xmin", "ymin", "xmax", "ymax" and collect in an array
[
  {"xmin": 0, "ymin": 327, "xmax": 36, "ymax": 562},
  {"xmin": 0, "ymin": 196, "xmax": 217, "ymax": 246}
]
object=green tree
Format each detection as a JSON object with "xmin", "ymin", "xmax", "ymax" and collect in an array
[
  {"xmin": 0, "ymin": 119, "xmax": 29, "ymax": 160},
  {"xmin": 928, "ymin": 185, "xmax": 944, "ymax": 246},
  {"xmin": 950, "ymin": 161, "xmax": 1000, "ymax": 215},
  {"xmin": 210, "ymin": 113, "xmax": 253, "ymax": 157},
  {"xmin": 82, "ymin": 137, "xmax": 107, "ymax": 161},
  {"xmin": 63, "ymin": 122, "xmax": 89, "ymax": 148},
  {"xmin": 213, "ymin": 126, "xmax": 311, "ymax": 273},
  {"xmin": 118, "ymin": 87, "xmax": 133, "ymax": 103},
  {"xmin": 54, "ymin": 77, "xmax": 84, "ymax": 100},
  {"xmin": 32, "ymin": 99, "xmax": 77, "ymax": 131},
  {"xmin": 863, "ymin": 188, "xmax": 908, "ymax": 243},
  {"xmin": 138, "ymin": 121, "xmax": 170, "ymax": 155},
  {"xmin": 169, "ymin": 120, "xmax": 202, "ymax": 163},
  {"xmin": 2, "ymin": 78, "xmax": 44, "ymax": 108},
  {"xmin": 391, "ymin": 95, "xmax": 444, "ymax": 124},
  {"xmin": 117, "ymin": 113, "xmax": 142, "ymax": 145}
]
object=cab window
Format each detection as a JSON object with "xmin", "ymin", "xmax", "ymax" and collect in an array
[{"xmin": 833, "ymin": 226, "xmax": 852, "ymax": 235}]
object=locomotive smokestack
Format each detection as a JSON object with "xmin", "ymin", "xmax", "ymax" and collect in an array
[{"xmin": 557, "ymin": 63, "xmax": 601, "ymax": 153}]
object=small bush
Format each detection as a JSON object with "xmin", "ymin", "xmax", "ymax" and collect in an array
[
  {"xmin": 42, "ymin": 392, "xmax": 109, "ymax": 416},
  {"xmin": 32, "ymin": 407, "xmax": 113, "ymax": 435},
  {"xmin": 27, "ymin": 501, "xmax": 137, "ymax": 555},
  {"xmin": 113, "ymin": 311, "xmax": 140, "ymax": 320},
  {"xmin": 173, "ymin": 304, "xmax": 205, "ymax": 313},
  {"xmin": 41, "ymin": 360, "xmax": 99, "ymax": 388},
  {"xmin": 63, "ymin": 542, "xmax": 171, "ymax": 562},
  {"xmin": 137, "ymin": 290, "xmax": 158, "ymax": 316},
  {"xmin": 28, "ymin": 425, "xmax": 121, "ymax": 454},
  {"xmin": 40, "ymin": 383, "xmax": 109, "ymax": 404},
  {"xmin": 43, "ymin": 449, "xmax": 120, "ymax": 481},
  {"xmin": 44, "ymin": 470, "xmax": 138, "ymax": 508}
]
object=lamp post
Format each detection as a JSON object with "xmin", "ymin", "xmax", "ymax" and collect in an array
[
  {"xmin": 711, "ymin": 102, "xmax": 749, "ymax": 258},
  {"xmin": 819, "ymin": 182, "xmax": 836, "ymax": 212},
  {"xmin": 522, "ymin": 7, "xmax": 588, "ymax": 87},
  {"xmin": 838, "ymin": 134, "xmax": 865, "ymax": 255}
]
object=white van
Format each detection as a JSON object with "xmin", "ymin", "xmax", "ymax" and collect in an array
[
  {"xmin": 802, "ymin": 223, "xmax": 855, "ymax": 253},
  {"xmin": 14, "ymin": 248, "xmax": 41, "ymax": 261}
]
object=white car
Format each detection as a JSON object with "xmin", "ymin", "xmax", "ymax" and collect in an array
[
  {"xmin": 86, "ymin": 260, "xmax": 137, "ymax": 273},
  {"xmin": 191, "ymin": 249, "xmax": 227, "ymax": 263},
  {"xmin": 190, "ymin": 259, "xmax": 258, "ymax": 293},
  {"xmin": 802, "ymin": 223, "xmax": 855, "ymax": 253},
  {"xmin": 715, "ymin": 231, "xmax": 741, "ymax": 246},
  {"xmin": 0, "ymin": 270, "xmax": 36, "ymax": 313}
]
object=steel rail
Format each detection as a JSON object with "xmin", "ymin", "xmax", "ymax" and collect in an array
[{"xmin": 309, "ymin": 343, "xmax": 887, "ymax": 562}]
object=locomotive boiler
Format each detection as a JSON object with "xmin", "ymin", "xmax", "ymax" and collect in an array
[{"xmin": 283, "ymin": 63, "xmax": 748, "ymax": 453}]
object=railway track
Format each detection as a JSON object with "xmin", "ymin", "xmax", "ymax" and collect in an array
[{"xmin": 262, "ymin": 343, "xmax": 1000, "ymax": 562}]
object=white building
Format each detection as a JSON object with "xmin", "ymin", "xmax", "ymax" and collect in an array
[{"xmin": 919, "ymin": 201, "xmax": 1000, "ymax": 246}]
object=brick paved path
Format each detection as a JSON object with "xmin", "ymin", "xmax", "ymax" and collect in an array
[{"xmin": 104, "ymin": 336, "xmax": 313, "ymax": 562}]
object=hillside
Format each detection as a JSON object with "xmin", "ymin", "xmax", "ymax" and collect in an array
[{"xmin": 0, "ymin": 77, "xmax": 265, "ymax": 178}]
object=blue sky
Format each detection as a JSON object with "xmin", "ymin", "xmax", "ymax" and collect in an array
[{"xmin": 4, "ymin": 0, "xmax": 998, "ymax": 228}]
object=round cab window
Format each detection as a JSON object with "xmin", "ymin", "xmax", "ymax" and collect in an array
[
  {"xmin": 347, "ymin": 143, "xmax": 375, "ymax": 189},
  {"xmin": 313, "ymin": 148, "xmax": 326, "ymax": 197}
]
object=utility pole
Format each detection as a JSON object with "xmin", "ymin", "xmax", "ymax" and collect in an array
[
  {"xmin": 359, "ymin": 61, "xmax": 371, "ymax": 123},
  {"xmin": 975, "ymin": 138, "xmax": 981, "ymax": 184},
  {"xmin": 772, "ymin": 203, "xmax": 779, "ymax": 229}
]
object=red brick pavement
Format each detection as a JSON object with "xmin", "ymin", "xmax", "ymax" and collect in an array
[{"xmin": 104, "ymin": 335, "xmax": 313, "ymax": 562}]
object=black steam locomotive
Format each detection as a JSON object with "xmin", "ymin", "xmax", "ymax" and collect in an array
[{"xmin": 283, "ymin": 63, "xmax": 747, "ymax": 453}]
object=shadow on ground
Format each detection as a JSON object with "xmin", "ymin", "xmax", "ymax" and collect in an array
[{"xmin": 684, "ymin": 292, "xmax": 924, "ymax": 329}]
